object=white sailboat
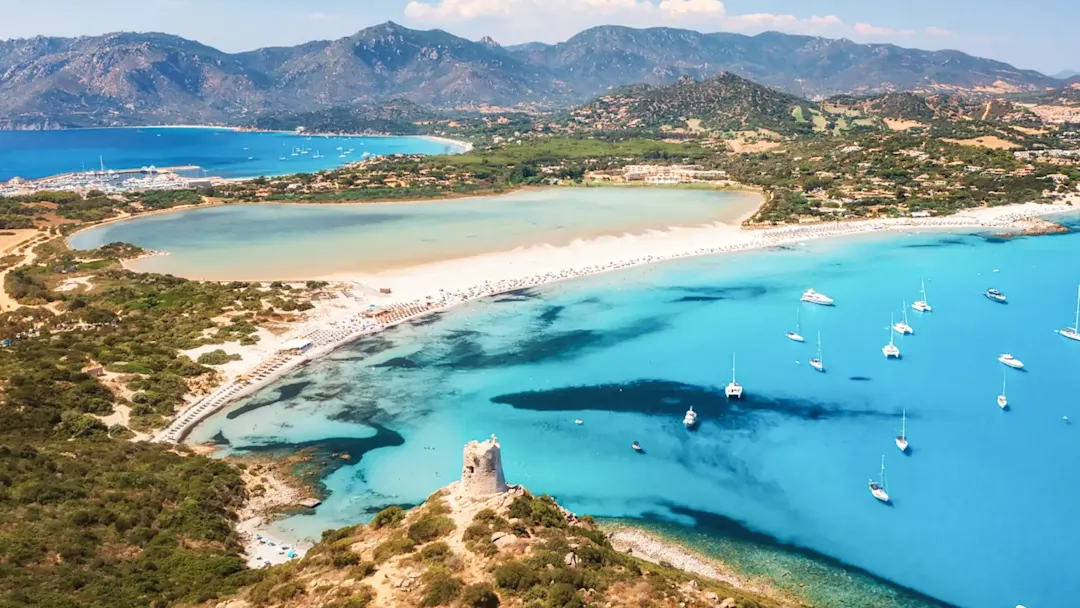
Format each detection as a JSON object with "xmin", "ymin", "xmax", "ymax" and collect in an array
[
  {"xmin": 725, "ymin": 353, "xmax": 744, "ymax": 399},
  {"xmin": 1058, "ymin": 285, "xmax": 1080, "ymax": 342},
  {"xmin": 882, "ymin": 315, "xmax": 901, "ymax": 358},
  {"xmin": 786, "ymin": 308, "xmax": 805, "ymax": 342},
  {"xmin": 683, "ymin": 406, "xmax": 698, "ymax": 429},
  {"xmin": 895, "ymin": 409, "xmax": 909, "ymax": 452},
  {"xmin": 912, "ymin": 279, "xmax": 932, "ymax": 312},
  {"xmin": 998, "ymin": 371, "xmax": 1008, "ymax": 410},
  {"xmin": 869, "ymin": 455, "xmax": 890, "ymax": 503},
  {"xmin": 893, "ymin": 300, "xmax": 914, "ymax": 335},
  {"xmin": 809, "ymin": 332, "xmax": 824, "ymax": 372}
]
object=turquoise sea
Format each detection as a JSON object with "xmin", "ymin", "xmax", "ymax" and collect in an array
[
  {"xmin": 68, "ymin": 189, "xmax": 760, "ymax": 279},
  {"xmin": 188, "ymin": 218, "xmax": 1080, "ymax": 608},
  {"xmin": 0, "ymin": 128, "xmax": 454, "ymax": 181}
]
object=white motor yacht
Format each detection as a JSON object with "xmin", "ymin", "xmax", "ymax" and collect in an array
[
  {"xmin": 683, "ymin": 407, "xmax": 698, "ymax": 429},
  {"xmin": 985, "ymin": 288, "xmax": 1007, "ymax": 303},
  {"xmin": 998, "ymin": 354, "xmax": 1024, "ymax": 369},
  {"xmin": 801, "ymin": 289, "xmax": 835, "ymax": 306}
]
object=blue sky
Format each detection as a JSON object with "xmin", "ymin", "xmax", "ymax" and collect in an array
[{"xmin": 0, "ymin": 0, "xmax": 1074, "ymax": 74}]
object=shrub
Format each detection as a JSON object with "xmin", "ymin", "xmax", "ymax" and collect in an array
[
  {"xmin": 351, "ymin": 561, "xmax": 376, "ymax": 579},
  {"xmin": 407, "ymin": 514, "xmax": 455, "ymax": 544},
  {"xmin": 507, "ymin": 494, "xmax": 566, "ymax": 529},
  {"xmin": 420, "ymin": 569, "xmax": 463, "ymax": 606},
  {"xmin": 460, "ymin": 583, "xmax": 500, "ymax": 608},
  {"xmin": 546, "ymin": 582, "xmax": 583, "ymax": 608},
  {"xmin": 196, "ymin": 349, "xmax": 241, "ymax": 365},
  {"xmin": 372, "ymin": 534, "xmax": 416, "ymax": 563},
  {"xmin": 494, "ymin": 561, "xmax": 539, "ymax": 592},
  {"xmin": 420, "ymin": 541, "xmax": 453, "ymax": 564},
  {"xmin": 370, "ymin": 505, "xmax": 404, "ymax": 530},
  {"xmin": 331, "ymin": 547, "xmax": 361, "ymax": 568}
]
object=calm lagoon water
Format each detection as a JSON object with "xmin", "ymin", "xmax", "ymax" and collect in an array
[
  {"xmin": 68, "ymin": 189, "xmax": 760, "ymax": 279},
  {"xmin": 190, "ymin": 220, "xmax": 1080, "ymax": 608},
  {"xmin": 0, "ymin": 127, "xmax": 453, "ymax": 181}
]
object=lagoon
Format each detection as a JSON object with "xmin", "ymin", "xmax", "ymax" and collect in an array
[
  {"xmin": 190, "ymin": 219, "xmax": 1080, "ymax": 608},
  {"xmin": 68, "ymin": 188, "xmax": 761, "ymax": 280},
  {"xmin": 0, "ymin": 127, "xmax": 454, "ymax": 182}
]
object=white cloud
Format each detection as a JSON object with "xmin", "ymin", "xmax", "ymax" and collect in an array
[
  {"xmin": 404, "ymin": 0, "xmax": 847, "ymax": 41},
  {"xmin": 308, "ymin": 12, "xmax": 337, "ymax": 22},
  {"xmin": 854, "ymin": 22, "xmax": 916, "ymax": 38},
  {"xmin": 924, "ymin": 26, "xmax": 953, "ymax": 36}
]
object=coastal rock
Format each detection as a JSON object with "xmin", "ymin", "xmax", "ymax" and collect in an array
[
  {"xmin": 460, "ymin": 434, "xmax": 508, "ymax": 496},
  {"xmin": 719, "ymin": 598, "xmax": 736, "ymax": 608},
  {"xmin": 564, "ymin": 551, "xmax": 579, "ymax": 567}
]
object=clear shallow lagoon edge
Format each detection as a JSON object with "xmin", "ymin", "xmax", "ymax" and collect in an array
[
  {"xmin": 0, "ymin": 128, "xmax": 453, "ymax": 181},
  {"xmin": 68, "ymin": 189, "xmax": 760, "ymax": 279},
  {"xmin": 191, "ymin": 219, "xmax": 1080, "ymax": 608}
]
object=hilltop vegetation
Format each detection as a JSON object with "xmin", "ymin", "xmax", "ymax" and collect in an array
[
  {"xmin": 203, "ymin": 488, "xmax": 797, "ymax": 608},
  {"xmin": 564, "ymin": 73, "xmax": 818, "ymax": 137}
]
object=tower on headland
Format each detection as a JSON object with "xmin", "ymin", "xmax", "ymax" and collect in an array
[{"xmin": 460, "ymin": 434, "xmax": 508, "ymax": 496}]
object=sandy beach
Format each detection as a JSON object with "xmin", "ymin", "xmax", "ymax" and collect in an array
[{"xmin": 148, "ymin": 198, "xmax": 1075, "ymax": 559}]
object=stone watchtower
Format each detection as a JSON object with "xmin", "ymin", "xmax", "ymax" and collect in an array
[{"xmin": 460, "ymin": 434, "xmax": 508, "ymax": 496}]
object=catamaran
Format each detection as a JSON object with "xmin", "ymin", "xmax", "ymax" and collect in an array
[
  {"xmin": 883, "ymin": 315, "xmax": 901, "ymax": 358},
  {"xmin": 809, "ymin": 332, "xmax": 824, "ymax": 372},
  {"xmin": 912, "ymin": 279, "xmax": 932, "ymax": 312},
  {"xmin": 869, "ymin": 455, "xmax": 890, "ymax": 503},
  {"xmin": 787, "ymin": 308, "xmax": 806, "ymax": 342},
  {"xmin": 998, "ymin": 371, "xmax": 1009, "ymax": 410},
  {"xmin": 725, "ymin": 353, "xmax": 744, "ymax": 399},
  {"xmin": 895, "ymin": 409, "xmax": 909, "ymax": 452},
  {"xmin": 801, "ymin": 289, "xmax": 835, "ymax": 306},
  {"xmin": 893, "ymin": 300, "xmax": 914, "ymax": 335},
  {"xmin": 683, "ymin": 406, "xmax": 698, "ymax": 429},
  {"xmin": 1058, "ymin": 285, "xmax": 1080, "ymax": 342}
]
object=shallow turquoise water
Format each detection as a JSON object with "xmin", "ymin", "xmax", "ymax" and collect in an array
[
  {"xmin": 69, "ymin": 189, "xmax": 759, "ymax": 279},
  {"xmin": 191, "ymin": 221, "xmax": 1080, "ymax": 608},
  {"xmin": 0, "ymin": 128, "xmax": 452, "ymax": 181}
]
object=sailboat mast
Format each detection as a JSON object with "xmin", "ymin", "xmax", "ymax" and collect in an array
[
  {"xmin": 901, "ymin": 409, "xmax": 906, "ymax": 439},
  {"xmin": 1074, "ymin": 285, "xmax": 1079, "ymax": 332},
  {"xmin": 731, "ymin": 353, "xmax": 736, "ymax": 383},
  {"xmin": 889, "ymin": 315, "xmax": 895, "ymax": 346}
]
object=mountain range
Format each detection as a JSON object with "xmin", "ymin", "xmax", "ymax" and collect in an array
[{"xmin": 0, "ymin": 21, "xmax": 1064, "ymax": 129}]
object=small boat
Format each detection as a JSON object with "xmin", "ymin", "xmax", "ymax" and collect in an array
[
  {"xmin": 809, "ymin": 332, "xmax": 824, "ymax": 372},
  {"xmin": 279, "ymin": 156, "xmax": 287, "ymax": 161},
  {"xmin": 912, "ymin": 278, "xmax": 932, "ymax": 312},
  {"xmin": 683, "ymin": 406, "xmax": 698, "ymax": 429},
  {"xmin": 998, "ymin": 371, "xmax": 1008, "ymax": 410},
  {"xmin": 725, "ymin": 353, "xmax": 744, "ymax": 399},
  {"xmin": 869, "ymin": 455, "xmax": 890, "ymax": 503},
  {"xmin": 985, "ymin": 289, "xmax": 1007, "ymax": 303},
  {"xmin": 1058, "ymin": 285, "xmax": 1080, "ymax": 342},
  {"xmin": 574, "ymin": 419, "xmax": 583, "ymax": 425},
  {"xmin": 632, "ymin": 441, "xmax": 643, "ymax": 452},
  {"xmin": 998, "ymin": 354, "xmax": 1024, "ymax": 369},
  {"xmin": 893, "ymin": 300, "xmax": 914, "ymax": 335},
  {"xmin": 895, "ymin": 409, "xmax": 909, "ymax": 452},
  {"xmin": 786, "ymin": 308, "xmax": 805, "ymax": 342},
  {"xmin": 801, "ymin": 289, "xmax": 835, "ymax": 306},
  {"xmin": 883, "ymin": 315, "xmax": 901, "ymax": 358}
]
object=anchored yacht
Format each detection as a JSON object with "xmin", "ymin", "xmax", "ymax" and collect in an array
[
  {"xmin": 893, "ymin": 300, "xmax": 914, "ymax": 335},
  {"xmin": 912, "ymin": 279, "xmax": 932, "ymax": 312},
  {"xmin": 883, "ymin": 315, "xmax": 901, "ymax": 358},
  {"xmin": 998, "ymin": 372, "xmax": 1009, "ymax": 410},
  {"xmin": 725, "ymin": 353, "xmax": 744, "ymax": 399},
  {"xmin": 869, "ymin": 456, "xmax": 891, "ymax": 503},
  {"xmin": 985, "ymin": 289, "xmax": 1007, "ymax": 303},
  {"xmin": 786, "ymin": 308, "xmax": 805, "ymax": 342},
  {"xmin": 998, "ymin": 354, "xmax": 1024, "ymax": 369},
  {"xmin": 683, "ymin": 407, "xmax": 698, "ymax": 429},
  {"xmin": 809, "ymin": 332, "xmax": 824, "ymax": 372},
  {"xmin": 801, "ymin": 289, "xmax": 835, "ymax": 306},
  {"xmin": 895, "ymin": 409, "xmax": 909, "ymax": 452}
]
